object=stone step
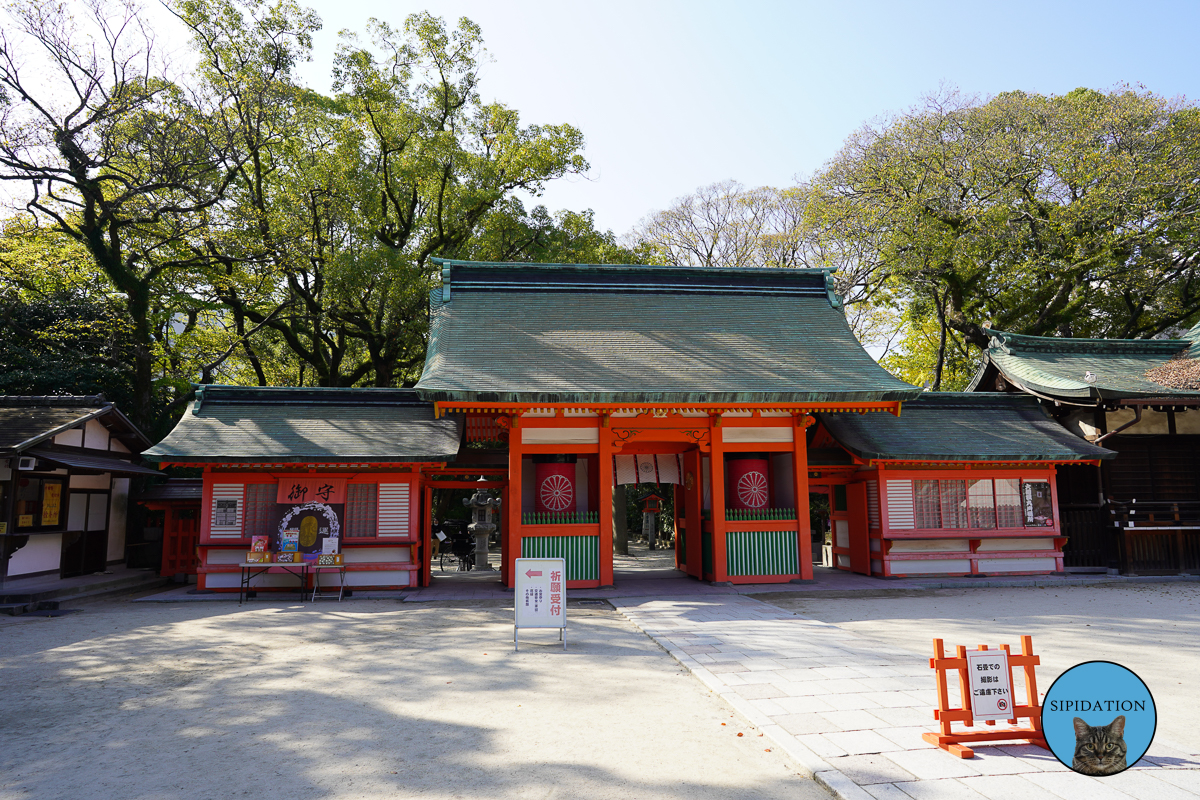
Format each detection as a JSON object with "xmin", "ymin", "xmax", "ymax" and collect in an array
[{"xmin": 0, "ymin": 570, "xmax": 170, "ymax": 606}]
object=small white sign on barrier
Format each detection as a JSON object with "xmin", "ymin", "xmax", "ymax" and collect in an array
[
  {"xmin": 514, "ymin": 557, "xmax": 566, "ymax": 651},
  {"xmin": 966, "ymin": 648, "xmax": 1014, "ymax": 721}
]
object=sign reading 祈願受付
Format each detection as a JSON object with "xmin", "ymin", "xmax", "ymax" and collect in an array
[
  {"xmin": 514, "ymin": 557, "xmax": 566, "ymax": 650},
  {"xmin": 965, "ymin": 648, "xmax": 1014, "ymax": 721}
]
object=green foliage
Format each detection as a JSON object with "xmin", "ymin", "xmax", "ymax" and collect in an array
[
  {"xmin": 0, "ymin": 225, "xmax": 139, "ymax": 409},
  {"xmin": 630, "ymin": 87, "xmax": 1200, "ymax": 389},
  {"xmin": 0, "ymin": 0, "xmax": 612, "ymax": 427},
  {"xmin": 810, "ymin": 86, "xmax": 1200, "ymax": 352}
]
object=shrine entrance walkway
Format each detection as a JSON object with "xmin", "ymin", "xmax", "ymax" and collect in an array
[{"xmin": 613, "ymin": 592, "xmax": 1200, "ymax": 800}]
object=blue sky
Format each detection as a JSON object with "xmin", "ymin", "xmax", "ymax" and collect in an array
[{"xmin": 294, "ymin": 0, "xmax": 1200, "ymax": 236}]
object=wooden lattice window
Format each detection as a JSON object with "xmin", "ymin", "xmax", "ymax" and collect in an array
[
  {"xmin": 911, "ymin": 478, "xmax": 1045, "ymax": 531},
  {"xmin": 913, "ymin": 480, "xmax": 941, "ymax": 528},
  {"xmin": 244, "ymin": 484, "xmax": 276, "ymax": 538},
  {"xmin": 967, "ymin": 479, "xmax": 996, "ymax": 529},
  {"xmin": 345, "ymin": 483, "xmax": 378, "ymax": 538},
  {"xmin": 939, "ymin": 480, "xmax": 969, "ymax": 528},
  {"xmin": 995, "ymin": 478, "xmax": 1022, "ymax": 528}
]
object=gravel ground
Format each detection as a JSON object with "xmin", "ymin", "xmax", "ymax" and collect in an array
[
  {"xmin": 0, "ymin": 596, "xmax": 830, "ymax": 800},
  {"xmin": 758, "ymin": 582, "xmax": 1200, "ymax": 753}
]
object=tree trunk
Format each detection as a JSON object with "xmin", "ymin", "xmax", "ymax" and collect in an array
[{"xmin": 613, "ymin": 485, "xmax": 629, "ymax": 556}]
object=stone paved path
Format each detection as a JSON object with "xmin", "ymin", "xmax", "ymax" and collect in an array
[{"xmin": 613, "ymin": 595, "xmax": 1200, "ymax": 800}]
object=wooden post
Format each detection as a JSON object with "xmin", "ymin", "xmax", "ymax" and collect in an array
[
  {"xmin": 506, "ymin": 431, "xmax": 523, "ymax": 588},
  {"xmin": 599, "ymin": 426, "xmax": 615, "ymax": 587},
  {"xmin": 613, "ymin": 485, "xmax": 628, "ymax": 556},
  {"xmin": 422, "ymin": 484, "xmax": 433, "ymax": 587},
  {"xmin": 711, "ymin": 423, "xmax": 728, "ymax": 583},
  {"xmin": 159, "ymin": 504, "xmax": 175, "ymax": 578},
  {"xmin": 684, "ymin": 449, "xmax": 703, "ymax": 579},
  {"xmin": 792, "ymin": 414, "xmax": 813, "ymax": 580}
]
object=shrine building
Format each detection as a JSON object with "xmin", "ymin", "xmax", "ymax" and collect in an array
[{"xmin": 143, "ymin": 261, "xmax": 1112, "ymax": 592}]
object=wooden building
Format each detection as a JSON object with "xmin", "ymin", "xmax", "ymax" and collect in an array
[
  {"xmin": 970, "ymin": 326, "xmax": 1200, "ymax": 574},
  {"xmin": 142, "ymin": 387, "xmax": 463, "ymax": 592},
  {"xmin": 144, "ymin": 262, "xmax": 1127, "ymax": 591},
  {"xmin": 0, "ymin": 395, "xmax": 160, "ymax": 586},
  {"xmin": 814, "ymin": 393, "xmax": 1111, "ymax": 577}
]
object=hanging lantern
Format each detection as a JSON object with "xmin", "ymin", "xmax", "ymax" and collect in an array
[{"xmin": 726, "ymin": 454, "xmax": 770, "ymax": 510}]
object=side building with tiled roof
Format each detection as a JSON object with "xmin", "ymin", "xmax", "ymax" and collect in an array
[
  {"xmin": 0, "ymin": 395, "xmax": 160, "ymax": 589},
  {"xmin": 969, "ymin": 322, "xmax": 1200, "ymax": 574}
]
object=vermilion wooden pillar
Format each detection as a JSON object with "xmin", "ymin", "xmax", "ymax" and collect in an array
[
  {"xmin": 505, "ymin": 424, "xmax": 523, "ymax": 588},
  {"xmin": 599, "ymin": 426, "xmax": 615, "ymax": 587},
  {"xmin": 711, "ymin": 423, "xmax": 728, "ymax": 583},
  {"xmin": 793, "ymin": 414, "xmax": 814, "ymax": 580}
]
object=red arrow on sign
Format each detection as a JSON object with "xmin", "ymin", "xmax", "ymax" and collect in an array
[{"xmin": 525, "ymin": 569, "xmax": 543, "ymax": 578}]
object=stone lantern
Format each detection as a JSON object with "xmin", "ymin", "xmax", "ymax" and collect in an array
[{"xmin": 463, "ymin": 479, "xmax": 501, "ymax": 571}]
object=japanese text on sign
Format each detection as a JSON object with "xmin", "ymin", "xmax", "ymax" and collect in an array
[
  {"xmin": 514, "ymin": 558, "xmax": 565, "ymax": 630},
  {"xmin": 275, "ymin": 478, "xmax": 346, "ymax": 505},
  {"xmin": 965, "ymin": 648, "xmax": 1014, "ymax": 721}
]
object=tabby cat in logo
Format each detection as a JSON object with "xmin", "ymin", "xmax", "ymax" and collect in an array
[{"xmin": 1072, "ymin": 715, "xmax": 1127, "ymax": 775}]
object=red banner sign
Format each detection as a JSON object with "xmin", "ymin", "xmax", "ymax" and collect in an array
[{"xmin": 276, "ymin": 477, "xmax": 347, "ymax": 505}]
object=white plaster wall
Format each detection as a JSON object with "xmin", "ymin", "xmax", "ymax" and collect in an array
[
  {"xmin": 978, "ymin": 557, "xmax": 1057, "ymax": 572},
  {"xmin": 54, "ymin": 428, "xmax": 84, "ymax": 447},
  {"xmin": 344, "ymin": 547, "xmax": 410, "ymax": 563},
  {"xmin": 70, "ymin": 473, "xmax": 111, "ymax": 490},
  {"xmin": 207, "ymin": 549, "xmax": 247, "ymax": 565},
  {"xmin": 107, "ymin": 478, "xmax": 129, "ymax": 562},
  {"xmin": 7, "ymin": 534, "xmax": 62, "ymax": 575},
  {"xmin": 205, "ymin": 569, "xmax": 410, "ymax": 588},
  {"xmin": 976, "ymin": 537, "xmax": 1056, "ymax": 552},
  {"xmin": 890, "ymin": 559, "xmax": 971, "ymax": 575},
  {"xmin": 109, "ymin": 438, "xmax": 130, "ymax": 453},
  {"xmin": 67, "ymin": 493, "xmax": 88, "ymax": 530},
  {"xmin": 1175, "ymin": 409, "xmax": 1200, "ymax": 434},
  {"xmin": 83, "ymin": 419, "xmax": 110, "ymax": 449},
  {"xmin": 87, "ymin": 494, "xmax": 108, "ymax": 531},
  {"xmin": 1105, "ymin": 409, "xmax": 1172, "ymax": 435},
  {"xmin": 888, "ymin": 539, "xmax": 971, "ymax": 552}
]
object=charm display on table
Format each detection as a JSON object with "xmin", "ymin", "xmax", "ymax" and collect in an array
[
  {"xmin": 245, "ymin": 551, "xmax": 268, "ymax": 563},
  {"xmin": 274, "ymin": 551, "xmax": 299, "ymax": 563},
  {"xmin": 317, "ymin": 553, "xmax": 343, "ymax": 565}
]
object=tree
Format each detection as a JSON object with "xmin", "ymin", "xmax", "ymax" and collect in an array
[
  {"xmin": 206, "ymin": 11, "xmax": 599, "ymax": 388},
  {"xmin": 625, "ymin": 180, "xmax": 895, "ymax": 347},
  {"xmin": 0, "ymin": 0, "xmax": 315, "ymax": 425},
  {"xmin": 0, "ymin": 223, "xmax": 138, "ymax": 407},
  {"xmin": 809, "ymin": 86, "xmax": 1200, "ymax": 386}
]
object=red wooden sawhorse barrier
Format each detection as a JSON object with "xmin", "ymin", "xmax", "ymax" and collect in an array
[{"xmin": 924, "ymin": 635, "xmax": 1048, "ymax": 758}]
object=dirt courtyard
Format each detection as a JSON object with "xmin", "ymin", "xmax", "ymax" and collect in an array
[
  {"xmin": 0, "ymin": 597, "xmax": 828, "ymax": 800},
  {"xmin": 759, "ymin": 581, "xmax": 1200, "ymax": 754}
]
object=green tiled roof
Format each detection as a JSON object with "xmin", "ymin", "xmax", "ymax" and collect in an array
[
  {"xmin": 819, "ymin": 393, "xmax": 1114, "ymax": 462},
  {"xmin": 143, "ymin": 386, "xmax": 462, "ymax": 463},
  {"xmin": 967, "ymin": 327, "xmax": 1200, "ymax": 402},
  {"xmin": 415, "ymin": 260, "xmax": 921, "ymax": 404}
]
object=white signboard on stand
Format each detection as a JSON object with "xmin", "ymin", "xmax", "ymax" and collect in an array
[
  {"xmin": 514, "ymin": 557, "xmax": 566, "ymax": 651},
  {"xmin": 966, "ymin": 648, "xmax": 1014, "ymax": 721}
]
